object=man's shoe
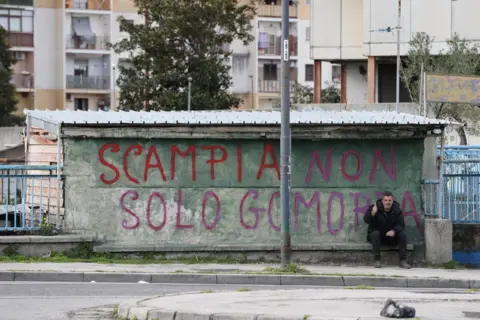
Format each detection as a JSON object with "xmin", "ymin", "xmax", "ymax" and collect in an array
[
  {"xmin": 399, "ymin": 260, "xmax": 412, "ymax": 269},
  {"xmin": 374, "ymin": 260, "xmax": 382, "ymax": 268}
]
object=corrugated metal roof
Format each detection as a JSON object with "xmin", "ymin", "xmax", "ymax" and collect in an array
[{"xmin": 24, "ymin": 109, "xmax": 454, "ymax": 132}]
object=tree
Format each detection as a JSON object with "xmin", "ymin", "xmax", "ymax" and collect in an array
[
  {"xmin": 0, "ymin": 26, "xmax": 21, "ymax": 126},
  {"xmin": 112, "ymin": 0, "xmax": 256, "ymax": 111},
  {"xmin": 401, "ymin": 32, "xmax": 480, "ymax": 144},
  {"xmin": 290, "ymin": 82, "xmax": 340, "ymax": 105}
]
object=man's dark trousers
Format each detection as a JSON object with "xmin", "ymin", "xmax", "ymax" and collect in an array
[{"xmin": 368, "ymin": 230, "xmax": 407, "ymax": 261}]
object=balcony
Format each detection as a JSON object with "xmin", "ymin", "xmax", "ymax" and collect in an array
[
  {"xmin": 258, "ymin": 35, "xmax": 297, "ymax": 56},
  {"xmin": 10, "ymin": 73, "xmax": 34, "ymax": 89},
  {"xmin": 65, "ymin": 34, "xmax": 110, "ymax": 51},
  {"xmin": 66, "ymin": 75, "xmax": 110, "ymax": 90},
  {"xmin": 7, "ymin": 32, "xmax": 33, "ymax": 47},
  {"xmin": 258, "ymin": 80, "xmax": 296, "ymax": 93},
  {"xmin": 65, "ymin": 0, "xmax": 111, "ymax": 11},
  {"xmin": 0, "ymin": 0, "xmax": 33, "ymax": 6},
  {"xmin": 258, "ymin": 4, "xmax": 297, "ymax": 18}
]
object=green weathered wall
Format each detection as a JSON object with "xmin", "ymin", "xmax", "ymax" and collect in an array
[{"xmin": 63, "ymin": 137, "xmax": 425, "ymax": 247}]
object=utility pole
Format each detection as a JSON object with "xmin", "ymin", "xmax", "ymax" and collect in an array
[
  {"xmin": 396, "ymin": 0, "xmax": 401, "ymax": 113},
  {"xmin": 280, "ymin": 0, "xmax": 291, "ymax": 268}
]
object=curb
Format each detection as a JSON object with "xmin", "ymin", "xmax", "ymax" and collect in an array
[{"xmin": 0, "ymin": 271, "xmax": 478, "ymax": 289}]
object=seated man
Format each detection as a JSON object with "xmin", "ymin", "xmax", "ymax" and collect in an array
[{"xmin": 363, "ymin": 191, "xmax": 411, "ymax": 269}]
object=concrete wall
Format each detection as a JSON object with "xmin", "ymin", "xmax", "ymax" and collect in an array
[
  {"xmin": 63, "ymin": 136, "xmax": 425, "ymax": 248},
  {"xmin": 0, "ymin": 127, "xmax": 23, "ymax": 151}
]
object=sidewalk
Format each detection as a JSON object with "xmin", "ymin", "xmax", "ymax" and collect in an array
[
  {"xmin": 118, "ymin": 288, "xmax": 480, "ymax": 320},
  {"xmin": 0, "ymin": 262, "xmax": 478, "ymax": 288}
]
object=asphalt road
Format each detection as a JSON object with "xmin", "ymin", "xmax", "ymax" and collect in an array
[
  {"xmin": 0, "ymin": 281, "xmax": 325, "ymax": 320},
  {"xmin": 0, "ymin": 282, "xmax": 475, "ymax": 320}
]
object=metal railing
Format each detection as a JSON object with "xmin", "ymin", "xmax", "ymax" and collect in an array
[
  {"xmin": 10, "ymin": 73, "xmax": 34, "ymax": 89},
  {"xmin": 7, "ymin": 32, "xmax": 33, "ymax": 47},
  {"xmin": 0, "ymin": 0, "xmax": 33, "ymax": 6},
  {"xmin": 65, "ymin": 34, "xmax": 110, "ymax": 50},
  {"xmin": 0, "ymin": 165, "xmax": 62, "ymax": 231},
  {"xmin": 258, "ymin": 35, "xmax": 297, "ymax": 56},
  {"xmin": 258, "ymin": 80, "xmax": 296, "ymax": 92},
  {"xmin": 258, "ymin": 4, "xmax": 298, "ymax": 18},
  {"xmin": 441, "ymin": 146, "xmax": 480, "ymax": 222},
  {"xmin": 66, "ymin": 75, "xmax": 110, "ymax": 90},
  {"xmin": 67, "ymin": 0, "xmax": 110, "ymax": 10}
]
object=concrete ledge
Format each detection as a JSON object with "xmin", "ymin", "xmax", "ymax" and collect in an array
[
  {"xmin": 0, "ymin": 271, "xmax": 477, "ymax": 291},
  {"xmin": 94, "ymin": 243, "xmax": 415, "ymax": 252},
  {"xmin": 0, "ymin": 235, "xmax": 94, "ymax": 257},
  {"xmin": 0, "ymin": 235, "xmax": 94, "ymax": 244}
]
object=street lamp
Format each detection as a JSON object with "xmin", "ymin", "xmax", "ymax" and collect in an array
[
  {"xmin": 112, "ymin": 64, "xmax": 116, "ymax": 111},
  {"xmin": 187, "ymin": 76, "xmax": 192, "ymax": 111}
]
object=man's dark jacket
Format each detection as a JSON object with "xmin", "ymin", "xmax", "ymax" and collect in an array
[{"xmin": 363, "ymin": 199, "xmax": 405, "ymax": 237}]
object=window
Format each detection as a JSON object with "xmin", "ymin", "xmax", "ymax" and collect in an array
[
  {"xmin": 305, "ymin": 64, "xmax": 313, "ymax": 82},
  {"xmin": 263, "ymin": 64, "xmax": 277, "ymax": 81},
  {"xmin": 74, "ymin": 98, "xmax": 89, "ymax": 111},
  {"xmin": 305, "ymin": 27, "xmax": 310, "ymax": 42},
  {"xmin": 306, "ymin": 0, "xmax": 310, "ymax": 4},
  {"xmin": 0, "ymin": 9, "xmax": 33, "ymax": 33}
]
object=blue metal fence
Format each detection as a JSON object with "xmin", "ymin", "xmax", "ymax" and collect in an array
[
  {"xmin": 0, "ymin": 165, "xmax": 62, "ymax": 231},
  {"xmin": 441, "ymin": 146, "xmax": 480, "ymax": 223}
]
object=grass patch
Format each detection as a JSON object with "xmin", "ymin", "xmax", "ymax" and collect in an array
[
  {"xmin": 303, "ymin": 315, "xmax": 311, "ymax": 320},
  {"xmin": 421, "ymin": 260, "xmax": 474, "ymax": 270},
  {"xmin": 345, "ymin": 285, "xmax": 375, "ymax": 290},
  {"xmin": 262, "ymin": 263, "xmax": 311, "ymax": 274},
  {"xmin": 112, "ymin": 304, "xmax": 118, "ymax": 317},
  {"xmin": 468, "ymin": 288, "xmax": 478, "ymax": 293},
  {"xmin": 236, "ymin": 288, "xmax": 251, "ymax": 292},
  {"xmin": 200, "ymin": 290, "xmax": 213, "ymax": 294}
]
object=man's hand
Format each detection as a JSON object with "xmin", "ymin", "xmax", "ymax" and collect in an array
[
  {"xmin": 386, "ymin": 230, "xmax": 395, "ymax": 237},
  {"xmin": 371, "ymin": 204, "xmax": 377, "ymax": 216}
]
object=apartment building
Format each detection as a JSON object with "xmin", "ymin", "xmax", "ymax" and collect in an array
[
  {"xmin": 0, "ymin": 0, "xmax": 139, "ymax": 112},
  {"xmin": 310, "ymin": 0, "xmax": 480, "ymax": 104},
  {"xmin": 1, "ymin": 0, "xmax": 334, "ymax": 113},
  {"xmin": 231, "ymin": 0, "xmax": 336, "ymax": 109}
]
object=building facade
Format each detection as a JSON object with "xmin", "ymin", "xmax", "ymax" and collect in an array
[
  {"xmin": 1, "ymin": 0, "xmax": 140, "ymax": 113},
  {"xmin": 309, "ymin": 0, "xmax": 480, "ymax": 104},
  {"xmin": 2, "ymin": 0, "xmax": 335, "ymax": 113},
  {"xmin": 231, "ymin": 0, "xmax": 337, "ymax": 109}
]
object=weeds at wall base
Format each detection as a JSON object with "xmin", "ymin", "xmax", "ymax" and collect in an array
[{"xmin": 0, "ymin": 242, "xmax": 475, "ymax": 272}]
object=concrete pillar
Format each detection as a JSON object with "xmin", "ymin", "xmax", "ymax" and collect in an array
[
  {"xmin": 424, "ymin": 218, "xmax": 453, "ymax": 265},
  {"xmin": 313, "ymin": 60, "xmax": 322, "ymax": 103},
  {"xmin": 367, "ymin": 56, "xmax": 376, "ymax": 103},
  {"xmin": 340, "ymin": 63, "xmax": 347, "ymax": 103}
]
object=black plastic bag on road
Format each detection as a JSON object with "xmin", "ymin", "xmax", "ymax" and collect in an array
[{"xmin": 380, "ymin": 299, "xmax": 416, "ymax": 318}]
